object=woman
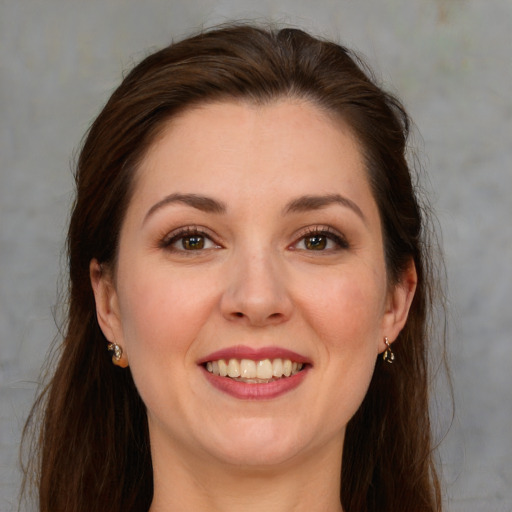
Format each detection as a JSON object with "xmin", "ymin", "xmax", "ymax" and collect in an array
[{"xmin": 22, "ymin": 24, "xmax": 446, "ymax": 512}]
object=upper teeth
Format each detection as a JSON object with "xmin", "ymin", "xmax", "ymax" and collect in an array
[{"xmin": 206, "ymin": 358, "xmax": 303, "ymax": 380}]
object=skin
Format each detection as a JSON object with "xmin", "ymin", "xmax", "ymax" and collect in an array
[{"xmin": 91, "ymin": 99, "xmax": 416, "ymax": 512}]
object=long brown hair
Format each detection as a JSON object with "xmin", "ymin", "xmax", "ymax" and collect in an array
[{"xmin": 21, "ymin": 24, "xmax": 447, "ymax": 512}]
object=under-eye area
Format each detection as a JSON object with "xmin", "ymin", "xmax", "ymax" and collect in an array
[{"xmin": 204, "ymin": 358, "xmax": 307, "ymax": 383}]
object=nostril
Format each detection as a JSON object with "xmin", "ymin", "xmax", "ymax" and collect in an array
[{"xmin": 234, "ymin": 312, "xmax": 244, "ymax": 318}]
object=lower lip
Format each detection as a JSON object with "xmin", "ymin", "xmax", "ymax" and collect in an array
[{"xmin": 201, "ymin": 366, "xmax": 309, "ymax": 400}]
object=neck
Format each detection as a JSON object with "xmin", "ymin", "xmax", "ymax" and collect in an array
[{"xmin": 149, "ymin": 439, "xmax": 344, "ymax": 512}]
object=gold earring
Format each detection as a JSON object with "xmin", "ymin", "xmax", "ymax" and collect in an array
[
  {"xmin": 382, "ymin": 337, "xmax": 395, "ymax": 364},
  {"xmin": 107, "ymin": 341, "xmax": 123, "ymax": 364}
]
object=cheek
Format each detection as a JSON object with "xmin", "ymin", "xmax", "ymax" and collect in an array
[
  {"xmin": 115, "ymin": 264, "xmax": 218, "ymax": 357},
  {"xmin": 299, "ymin": 269, "xmax": 386, "ymax": 351},
  {"xmin": 113, "ymin": 266, "xmax": 220, "ymax": 419},
  {"xmin": 282, "ymin": 269, "xmax": 386, "ymax": 438},
  {"xmin": 312, "ymin": 273, "xmax": 385, "ymax": 416}
]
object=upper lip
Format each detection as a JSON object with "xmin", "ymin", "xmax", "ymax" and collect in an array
[{"xmin": 197, "ymin": 345, "xmax": 312, "ymax": 365}]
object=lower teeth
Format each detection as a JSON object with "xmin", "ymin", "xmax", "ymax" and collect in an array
[{"xmin": 232, "ymin": 377, "xmax": 276, "ymax": 383}]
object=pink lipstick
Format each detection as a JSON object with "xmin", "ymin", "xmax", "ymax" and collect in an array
[{"xmin": 198, "ymin": 345, "xmax": 311, "ymax": 400}]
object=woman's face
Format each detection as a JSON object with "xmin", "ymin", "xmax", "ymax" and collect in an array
[{"xmin": 92, "ymin": 99, "xmax": 415, "ymax": 470}]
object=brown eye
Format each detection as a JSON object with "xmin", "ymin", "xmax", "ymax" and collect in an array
[
  {"xmin": 161, "ymin": 228, "xmax": 220, "ymax": 252},
  {"xmin": 304, "ymin": 235, "xmax": 327, "ymax": 250},
  {"xmin": 182, "ymin": 235, "xmax": 205, "ymax": 250},
  {"xmin": 292, "ymin": 228, "xmax": 349, "ymax": 252}
]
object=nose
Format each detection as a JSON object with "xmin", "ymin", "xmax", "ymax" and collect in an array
[{"xmin": 220, "ymin": 249, "xmax": 293, "ymax": 327}]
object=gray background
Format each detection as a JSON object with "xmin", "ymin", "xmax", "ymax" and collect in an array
[{"xmin": 1, "ymin": 0, "xmax": 511, "ymax": 510}]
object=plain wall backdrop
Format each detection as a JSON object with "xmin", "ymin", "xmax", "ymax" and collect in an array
[{"xmin": 1, "ymin": 0, "xmax": 511, "ymax": 510}]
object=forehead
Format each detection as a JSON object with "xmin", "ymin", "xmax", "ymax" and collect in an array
[{"xmin": 134, "ymin": 99, "xmax": 372, "ymax": 204}]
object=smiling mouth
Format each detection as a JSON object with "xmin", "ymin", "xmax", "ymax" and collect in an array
[{"xmin": 205, "ymin": 358, "xmax": 305, "ymax": 383}]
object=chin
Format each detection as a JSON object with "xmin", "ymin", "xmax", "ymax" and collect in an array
[{"xmin": 202, "ymin": 417, "xmax": 314, "ymax": 468}]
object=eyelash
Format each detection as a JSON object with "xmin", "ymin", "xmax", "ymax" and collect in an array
[{"xmin": 159, "ymin": 225, "xmax": 349, "ymax": 253}]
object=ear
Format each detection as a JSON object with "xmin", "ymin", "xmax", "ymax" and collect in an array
[
  {"xmin": 379, "ymin": 258, "xmax": 417, "ymax": 352},
  {"xmin": 90, "ymin": 259, "xmax": 129, "ymax": 367}
]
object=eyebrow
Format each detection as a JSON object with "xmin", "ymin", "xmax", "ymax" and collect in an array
[
  {"xmin": 144, "ymin": 193, "xmax": 227, "ymax": 223},
  {"xmin": 283, "ymin": 194, "xmax": 366, "ymax": 223},
  {"xmin": 144, "ymin": 192, "xmax": 366, "ymax": 224}
]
